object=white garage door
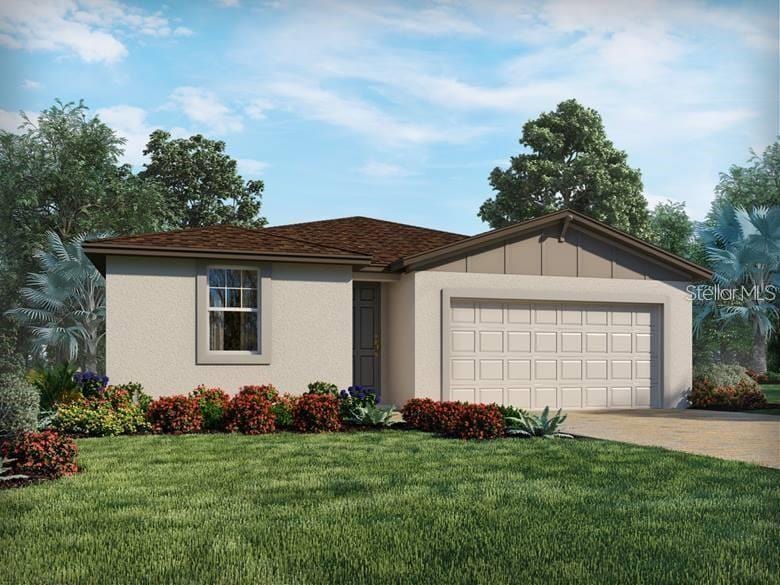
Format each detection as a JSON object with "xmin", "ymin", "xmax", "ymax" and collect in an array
[{"xmin": 446, "ymin": 300, "xmax": 660, "ymax": 409}]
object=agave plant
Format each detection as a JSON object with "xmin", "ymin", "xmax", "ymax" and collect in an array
[
  {"xmin": 504, "ymin": 406, "xmax": 573, "ymax": 438},
  {"xmin": 0, "ymin": 457, "xmax": 27, "ymax": 482},
  {"xmin": 343, "ymin": 403, "xmax": 398, "ymax": 428},
  {"xmin": 695, "ymin": 204, "xmax": 780, "ymax": 372},
  {"xmin": 5, "ymin": 231, "xmax": 110, "ymax": 372}
]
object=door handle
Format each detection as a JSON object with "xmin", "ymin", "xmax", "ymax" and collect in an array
[{"xmin": 373, "ymin": 334, "xmax": 381, "ymax": 355}]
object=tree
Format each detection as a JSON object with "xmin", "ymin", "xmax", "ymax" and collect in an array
[
  {"xmin": 646, "ymin": 200, "xmax": 694, "ymax": 258},
  {"xmin": 5, "ymin": 232, "xmax": 108, "ymax": 373},
  {"xmin": 0, "ymin": 100, "xmax": 167, "ymax": 369},
  {"xmin": 694, "ymin": 204, "xmax": 780, "ymax": 372},
  {"xmin": 479, "ymin": 99, "xmax": 649, "ymax": 235},
  {"xmin": 713, "ymin": 140, "xmax": 780, "ymax": 212},
  {"xmin": 140, "ymin": 131, "xmax": 267, "ymax": 229}
]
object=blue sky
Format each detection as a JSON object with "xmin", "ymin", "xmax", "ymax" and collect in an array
[{"xmin": 0, "ymin": 0, "xmax": 777, "ymax": 235}]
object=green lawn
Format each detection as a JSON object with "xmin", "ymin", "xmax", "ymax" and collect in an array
[
  {"xmin": 2, "ymin": 432, "xmax": 778, "ymax": 584},
  {"xmin": 761, "ymin": 383, "xmax": 780, "ymax": 403}
]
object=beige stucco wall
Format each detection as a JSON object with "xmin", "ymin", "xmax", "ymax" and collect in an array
[
  {"xmin": 411, "ymin": 271, "xmax": 693, "ymax": 408},
  {"xmin": 106, "ymin": 256, "xmax": 353, "ymax": 397},
  {"xmin": 381, "ymin": 274, "xmax": 416, "ymax": 407}
]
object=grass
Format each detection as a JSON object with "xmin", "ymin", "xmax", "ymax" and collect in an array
[
  {"xmin": 761, "ymin": 383, "xmax": 780, "ymax": 403},
  {"xmin": 2, "ymin": 432, "xmax": 778, "ymax": 584}
]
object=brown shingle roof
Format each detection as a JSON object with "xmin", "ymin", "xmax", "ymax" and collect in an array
[
  {"xmin": 85, "ymin": 224, "xmax": 369, "ymax": 258},
  {"xmin": 264, "ymin": 216, "xmax": 468, "ymax": 267}
]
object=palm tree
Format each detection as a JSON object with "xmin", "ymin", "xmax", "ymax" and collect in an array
[
  {"xmin": 695, "ymin": 204, "xmax": 780, "ymax": 372},
  {"xmin": 5, "ymin": 231, "xmax": 109, "ymax": 372}
]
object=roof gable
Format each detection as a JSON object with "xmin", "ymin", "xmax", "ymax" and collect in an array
[{"xmin": 393, "ymin": 210, "xmax": 711, "ymax": 281}]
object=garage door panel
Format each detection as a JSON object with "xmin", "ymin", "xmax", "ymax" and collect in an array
[{"xmin": 447, "ymin": 300, "xmax": 660, "ymax": 409}]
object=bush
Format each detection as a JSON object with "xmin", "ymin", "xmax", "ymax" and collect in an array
[
  {"xmin": 689, "ymin": 377, "xmax": 767, "ymax": 410},
  {"xmin": 147, "ymin": 395, "xmax": 202, "ymax": 434},
  {"xmin": 448, "ymin": 403, "xmax": 505, "ymax": 440},
  {"xmin": 113, "ymin": 382, "xmax": 152, "ymax": 412},
  {"xmin": 0, "ymin": 431, "xmax": 78, "ymax": 479},
  {"xmin": 190, "ymin": 386, "xmax": 230, "ymax": 431},
  {"xmin": 306, "ymin": 381, "xmax": 338, "ymax": 396},
  {"xmin": 505, "ymin": 406, "xmax": 573, "ymax": 438},
  {"xmin": 0, "ymin": 373, "xmax": 39, "ymax": 437},
  {"xmin": 293, "ymin": 393, "xmax": 341, "ymax": 432},
  {"xmin": 763, "ymin": 371, "xmax": 780, "ymax": 385},
  {"xmin": 28, "ymin": 363, "xmax": 81, "ymax": 410},
  {"xmin": 343, "ymin": 403, "xmax": 398, "ymax": 428},
  {"xmin": 225, "ymin": 386, "xmax": 276, "ymax": 435},
  {"xmin": 401, "ymin": 399, "xmax": 468, "ymax": 434},
  {"xmin": 270, "ymin": 394, "xmax": 296, "ymax": 429},
  {"xmin": 693, "ymin": 363, "xmax": 751, "ymax": 387},
  {"xmin": 73, "ymin": 371, "xmax": 109, "ymax": 398},
  {"xmin": 496, "ymin": 404, "xmax": 528, "ymax": 419},
  {"xmin": 52, "ymin": 387, "xmax": 148, "ymax": 437},
  {"xmin": 400, "ymin": 398, "xmax": 438, "ymax": 431}
]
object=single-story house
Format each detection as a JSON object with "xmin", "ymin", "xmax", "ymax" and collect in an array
[{"xmin": 84, "ymin": 209, "xmax": 712, "ymax": 409}]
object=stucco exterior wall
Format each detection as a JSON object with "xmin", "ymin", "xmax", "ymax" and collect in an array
[
  {"xmin": 381, "ymin": 274, "xmax": 416, "ymax": 407},
  {"xmin": 412, "ymin": 271, "xmax": 693, "ymax": 408},
  {"xmin": 106, "ymin": 256, "xmax": 353, "ymax": 397}
]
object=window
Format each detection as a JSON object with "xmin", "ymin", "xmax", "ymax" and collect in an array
[
  {"xmin": 197, "ymin": 263, "xmax": 272, "ymax": 365},
  {"xmin": 207, "ymin": 268, "xmax": 259, "ymax": 352}
]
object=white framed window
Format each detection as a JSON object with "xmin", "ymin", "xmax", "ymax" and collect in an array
[
  {"xmin": 196, "ymin": 262, "xmax": 272, "ymax": 365},
  {"xmin": 207, "ymin": 268, "xmax": 259, "ymax": 352}
]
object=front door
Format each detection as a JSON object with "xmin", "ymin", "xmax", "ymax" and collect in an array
[{"xmin": 353, "ymin": 282, "xmax": 381, "ymax": 395}]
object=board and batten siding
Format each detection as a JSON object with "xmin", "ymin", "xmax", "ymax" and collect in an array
[{"xmin": 429, "ymin": 227, "xmax": 688, "ymax": 281}]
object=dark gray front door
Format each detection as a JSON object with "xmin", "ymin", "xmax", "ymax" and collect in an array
[{"xmin": 353, "ymin": 282, "xmax": 381, "ymax": 393}]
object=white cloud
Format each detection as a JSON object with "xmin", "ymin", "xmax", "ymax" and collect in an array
[
  {"xmin": 169, "ymin": 86, "xmax": 244, "ymax": 134},
  {"xmin": 0, "ymin": 109, "xmax": 29, "ymax": 133},
  {"xmin": 237, "ymin": 158, "xmax": 268, "ymax": 177},
  {"xmin": 21, "ymin": 79, "xmax": 42, "ymax": 89},
  {"xmin": 681, "ymin": 109, "xmax": 758, "ymax": 135},
  {"xmin": 95, "ymin": 105, "xmax": 153, "ymax": 166},
  {"xmin": 360, "ymin": 161, "xmax": 413, "ymax": 178},
  {"xmin": 173, "ymin": 26, "xmax": 194, "ymax": 37},
  {"xmin": 216, "ymin": 0, "xmax": 241, "ymax": 6},
  {"xmin": 267, "ymin": 80, "xmax": 481, "ymax": 144},
  {"xmin": 0, "ymin": 0, "xmax": 193, "ymax": 63},
  {"xmin": 245, "ymin": 98, "xmax": 273, "ymax": 120}
]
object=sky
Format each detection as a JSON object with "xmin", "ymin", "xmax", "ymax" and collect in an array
[{"xmin": 0, "ymin": 0, "xmax": 777, "ymax": 235}]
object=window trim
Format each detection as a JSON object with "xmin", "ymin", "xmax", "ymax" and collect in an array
[{"xmin": 196, "ymin": 262, "xmax": 272, "ymax": 365}]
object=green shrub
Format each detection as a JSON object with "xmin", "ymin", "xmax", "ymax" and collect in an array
[
  {"xmin": 692, "ymin": 363, "xmax": 750, "ymax": 387},
  {"xmin": 190, "ymin": 386, "xmax": 230, "ymax": 431},
  {"xmin": 270, "ymin": 394, "xmax": 296, "ymax": 429},
  {"xmin": 496, "ymin": 404, "xmax": 527, "ymax": 419},
  {"xmin": 28, "ymin": 363, "xmax": 81, "ymax": 410},
  {"xmin": 764, "ymin": 371, "xmax": 780, "ymax": 384},
  {"xmin": 0, "ymin": 373, "xmax": 40, "ymax": 437},
  {"xmin": 343, "ymin": 403, "xmax": 398, "ymax": 428},
  {"xmin": 52, "ymin": 388, "xmax": 148, "ymax": 437},
  {"xmin": 113, "ymin": 382, "xmax": 152, "ymax": 412},
  {"xmin": 505, "ymin": 407, "xmax": 573, "ymax": 438},
  {"xmin": 306, "ymin": 381, "xmax": 338, "ymax": 395}
]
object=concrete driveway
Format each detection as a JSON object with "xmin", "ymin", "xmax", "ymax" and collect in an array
[{"xmin": 562, "ymin": 409, "xmax": 780, "ymax": 468}]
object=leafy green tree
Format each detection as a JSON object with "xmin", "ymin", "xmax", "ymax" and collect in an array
[
  {"xmin": 140, "ymin": 131, "xmax": 267, "ymax": 229},
  {"xmin": 713, "ymin": 141, "xmax": 780, "ymax": 212},
  {"xmin": 695, "ymin": 204, "xmax": 780, "ymax": 372},
  {"xmin": 479, "ymin": 99, "xmax": 649, "ymax": 235},
  {"xmin": 646, "ymin": 200, "xmax": 694, "ymax": 258},
  {"xmin": 5, "ymin": 232, "xmax": 108, "ymax": 373},
  {"xmin": 0, "ymin": 100, "xmax": 167, "ymax": 368}
]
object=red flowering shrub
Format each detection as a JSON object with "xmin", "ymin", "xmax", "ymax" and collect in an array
[
  {"xmin": 689, "ymin": 377, "xmax": 767, "ymax": 410},
  {"xmin": 1, "ymin": 431, "xmax": 78, "ymax": 479},
  {"xmin": 401, "ymin": 398, "xmax": 437, "ymax": 431},
  {"xmin": 447, "ymin": 403, "xmax": 505, "ymax": 440},
  {"xmin": 146, "ymin": 395, "xmax": 202, "ymax": 434},
  {"xmin": 429, "ymin": 401, "xmax": 467, "ymax": 434},
  {"xmin": 190, "ymin": 386, "xmax": 231, "ymax": 431},
  {"xmin": 292, "ymin": 393, "xmax": 341, "ymax": 432},
  {"xmin": 225, "ymin": 386, "xmax": 276, "ymax": 434}
]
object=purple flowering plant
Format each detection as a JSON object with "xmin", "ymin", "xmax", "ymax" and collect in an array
[{"xmin": 73, "ymin": 371, "xmax": 109, "ymax": 398}]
